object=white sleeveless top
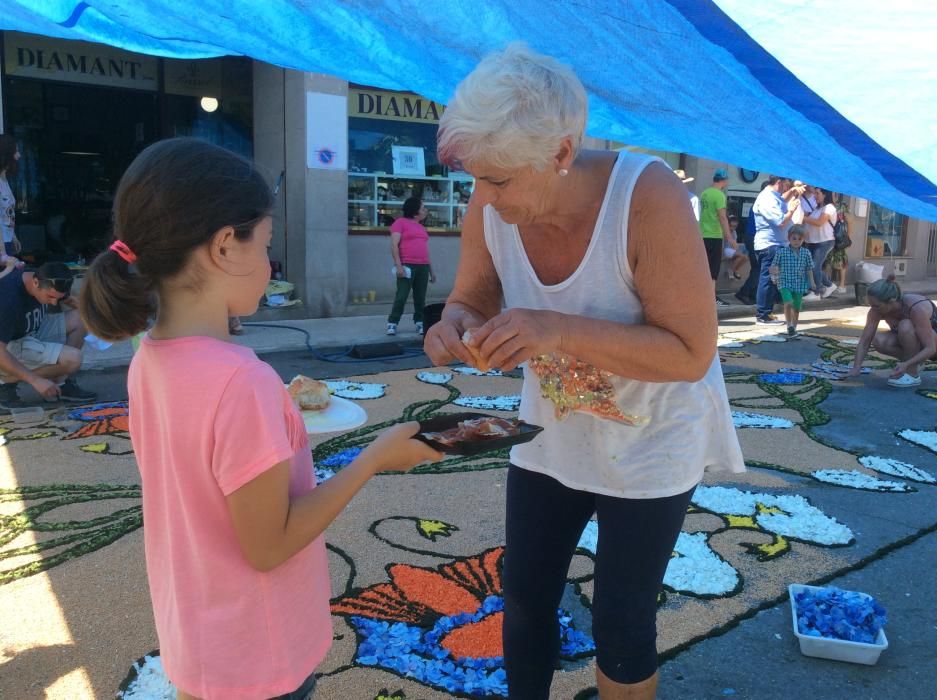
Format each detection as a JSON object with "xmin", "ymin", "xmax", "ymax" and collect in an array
[{"xmin": 483, "ymin": 152, "xmax": 745, "ymax": 498}]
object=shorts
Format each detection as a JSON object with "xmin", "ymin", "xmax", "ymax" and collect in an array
[
  {"xmin": 779, "ymin": 288, "xmax": 803, "ymax": 311},
  {"xmin": 703, "ymin": 238, "xmax": 723, "ymax": 280},
  {"xmin": 0, "ymin": 313, "xmax": 66, "ymax": 384}
]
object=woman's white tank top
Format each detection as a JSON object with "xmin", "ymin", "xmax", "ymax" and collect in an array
[{"xmin": 483, "ymin": 152, "xmax": 745, "ymax": 498}]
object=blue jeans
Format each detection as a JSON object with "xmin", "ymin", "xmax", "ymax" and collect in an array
[
  {"xmin": 806, "ymin": 241, "xmax": 834, "ymax": 290},
  {"xmin": 755, "ymin": 245, "xmax": 780, "ymax": 319}
]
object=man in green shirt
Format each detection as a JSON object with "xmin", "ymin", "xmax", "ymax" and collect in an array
[{"xmin": 699, "ymin": 168, "xmax": 735, "ymax": 306}]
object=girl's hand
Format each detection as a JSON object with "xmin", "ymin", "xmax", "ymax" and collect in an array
[
  {"xmin": 361, "ymin": 422, "xmax": 443, "ymax": 473},
  {"xmin": 470, "ymin": 308, "xmax": 565, "ymax": 372},
  {"xmin": 847, "ymin": 365, "xmax": 862, "ymax": 378},
  {"xmin": 12, "ymin": 236, "xmax": 22, "ymax": 254},
  {"xmin": 890, "ymin": 362, "xmax": 909, "ymax": 379},
  {"xmin": 395, "ymin": 264, "xmax": 406, "ymax": 278}
]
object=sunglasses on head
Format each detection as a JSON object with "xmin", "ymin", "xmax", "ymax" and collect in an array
[{"xmin": 38, "ymin": 277, "xmax": 73, "ymax": 295}]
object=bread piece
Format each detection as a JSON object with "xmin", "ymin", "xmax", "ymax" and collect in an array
[
  {"xmin": 287, "ymin": 375, "xmax": 331, "ymax": 411},
  {"xmin": 461, "ymin": 329, "xmax": 490, "ymax": 373}
]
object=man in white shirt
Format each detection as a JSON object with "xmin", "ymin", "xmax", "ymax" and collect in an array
[{"xmin": 752, "ymin": 176, "xmax": 799, "ymax": 324}]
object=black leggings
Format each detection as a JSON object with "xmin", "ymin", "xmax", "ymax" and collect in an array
[{"xmin": 502, "ymin": 465, "xmax": 696, "ymax": 699}]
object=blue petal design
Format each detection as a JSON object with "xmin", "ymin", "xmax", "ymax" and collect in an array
[{"xmin": 347, "ymin": 595, "xmax": 594, "ymax": 697}]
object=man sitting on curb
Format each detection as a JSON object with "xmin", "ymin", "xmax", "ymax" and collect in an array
[{"xmin": 0, "ymin": 261, "xmax": 97, "ymax": 411}]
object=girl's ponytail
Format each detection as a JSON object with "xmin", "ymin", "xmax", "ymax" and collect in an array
[{"xmin": 80, "ymin": 246, "xmax": 154, "ymax": 341}]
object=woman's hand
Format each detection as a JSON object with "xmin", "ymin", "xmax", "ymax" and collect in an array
[
  {"xmin": 395, "ymin": 264, "xmax": 406, "ymax": 278},
  {"xmin": 424, "ymin": 307, "xmax": 487, "ymax": 368},
  {"xmin": 12, "ymin": 236, "xmax": 21, "ymax": 254},
  {"xmin": 361, "ymin": 421, "xmax": 443, "ymax": 472},
  {"xmin": 847, "ymin": 365, "xmax": 862, "ymax": 378},
  {"xmin": 470, "ymin": 308, "xmax": 565, "ymax": 372}
]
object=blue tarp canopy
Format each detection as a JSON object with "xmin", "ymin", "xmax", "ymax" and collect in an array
[{"xmin": 4, "ymin": 0, "xmax": 936, "ymax": 220}]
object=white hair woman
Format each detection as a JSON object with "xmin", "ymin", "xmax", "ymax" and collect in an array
[
  {"xmin": 425, "ymin": 43, "xmax": 744, "ymax": 700},
  {"xmin": 848, "ymin": 275, "xmax": 937, "ymax": 387}
]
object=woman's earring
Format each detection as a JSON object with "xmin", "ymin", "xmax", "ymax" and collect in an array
[{"xmin": 558, "ymin": 168, "xmax": 569, "ymax": 177}]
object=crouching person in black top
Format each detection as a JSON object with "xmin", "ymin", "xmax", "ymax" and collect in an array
[{"xmin": 0, "ymin": 261, "xmax": 97, "ymax": 411}]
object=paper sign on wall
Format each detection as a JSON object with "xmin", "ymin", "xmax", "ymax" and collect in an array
[{"xmin": 307, "ymin": 92, "xmax": 348, "ymax": 170}]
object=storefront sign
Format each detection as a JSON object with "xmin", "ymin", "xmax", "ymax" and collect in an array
[
  {"xmin": 349, "ymin": 88, "xmax": 443, "ymax": 123},
  {"xmin": 163, "ymin": 58, "xmax": 222, "ymax": 98},
  {"xmin": 3, "ymin": 31, "xmax": 158, "ymax": 91}
]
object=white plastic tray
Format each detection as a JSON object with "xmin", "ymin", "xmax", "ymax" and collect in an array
[{"xmin": 789, "ymin": 584, "xmax": 888, "ymax": 665}]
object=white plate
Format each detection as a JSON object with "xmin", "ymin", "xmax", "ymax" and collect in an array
[{"xmin": 301, "ymin": 396, "xmax": 367, "ymax": 434}]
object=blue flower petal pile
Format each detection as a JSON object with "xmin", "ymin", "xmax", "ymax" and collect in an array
[
  {"xmin": 794, "ymin": 587, "xmax": 887, "ymax": 644},
  {"xmin": 350, "ymin": 595, "xmax": 594, "ymax": 697},
  {"xmin": 760, "ymin": 372, "xmax": 807, "ymax": 384}
]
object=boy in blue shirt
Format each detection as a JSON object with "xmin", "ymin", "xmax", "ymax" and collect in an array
[{"xmin": 769, "ymin": 225, "xmax": 815, "ymax": 338}]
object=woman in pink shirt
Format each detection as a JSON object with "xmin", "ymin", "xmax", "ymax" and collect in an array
[
  {"xmin": 79, "ymin": 138, "xmax": 441, "ymax": 700},
  {"xmin": 387, "ymin": 196, "xmax": 436, "ymax": 336}
]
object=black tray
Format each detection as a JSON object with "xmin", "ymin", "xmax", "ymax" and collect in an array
[{"xmin": 414, "ymin": 412, "xmax": 544, "ymax": 456}]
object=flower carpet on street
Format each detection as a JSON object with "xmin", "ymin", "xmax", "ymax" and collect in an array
[{"xmin": 1, "ymin": 334, "xmax": 936, "ymax": 699}]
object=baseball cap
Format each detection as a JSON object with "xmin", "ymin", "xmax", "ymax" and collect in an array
[{"xmin": 713, "ymin": 168, "xmax": 729, "ymax": 182}]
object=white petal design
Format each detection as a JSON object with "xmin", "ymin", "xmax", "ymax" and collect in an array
[
  {"xmin": 898, "ymin": 429, "xmax": 937, "ymax": 455},
  {"xmin": 119, "ymin": 654, "xmax": 174, "ymax": 699},
  {"xmin": 452, "ymin": 367, "xmax": 504, "ymax": 376},
  {"xmin": 578, "ymin": 522, "xmax": 740, "ymax": 596},
  {"xmin": 324, "ymin": 380, "xmax": 386, "ymax": 400},
  {"xmin": 732, "ymin": 411, "xmax": 795, "ymax": 429},
  {"xmin": 693, "ymin": 485, "xmax": 853, "ymax": 546},
  {"xmin": 665, "ymin": 532, "xmax": 740, "ymax": 596},
  {"xmin": 453, "ymin": 395, "xmax": 521, "ymax": 411},
  {"xmin": 858, "ymin": 456, "xmax": 935, "ymax": 484},
  {"xmin": 577, "ymin": 520, "xmax": 598, "ymax": 553},
  {"xmin": 811, "ymin": 469, "xmax": 912, "ymax": 492},
  {"xmin": 417, "ymin": 371, "xmax": 453, "ymax": 385}
]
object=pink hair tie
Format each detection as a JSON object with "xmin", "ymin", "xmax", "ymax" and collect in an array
[{"xmin": 110, "ymin": 240, "xmax": 138, "ymax": 264}]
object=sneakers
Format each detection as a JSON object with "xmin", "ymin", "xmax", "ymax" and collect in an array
[
  {"xmin": 756, "ymin": 317, "xmax": 785, "ymax": 326},
  {"xmin": 787, "ymin": 326, "xmax": 801, "ymax": 338},
  {"xmin": 887, "ymin": 373, "xmax": 921, "ymax": 388},
  {"xmin": 803, "ymin": 292, "xmax": 821, "ymax": 301},
  {"xmin": 716, "ymin": 297, "xmax": 730, "ymax": 307},
  {"xmin": 386, "ymin": 323, "xmax": 397, "ymax": 336},
  {"xmin": 837, "ymin": 286, "xmax": 847, "ymax": 293},
  {"xmin": 821, "ymin": 284, "xmax": 838, "ymax": 299},
  {"xmin": 0, "ymin": 383, "xmax": 26, "ymax": 413},
  {"xmin": 59, "ymin": 378, "xmax": 97, "ymax": 403},
  {"xmin": 415, "ymin": 321, "xmax": 424, "ymax": 335}
]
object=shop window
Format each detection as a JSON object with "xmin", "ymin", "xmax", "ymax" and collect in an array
[
  {"xmin": 348, "ymin": 102, "xmax": 471, "ymax": 232},
  {"xmin": 866, "ymin": 203, "xmax": 908, "ymax": 257}
]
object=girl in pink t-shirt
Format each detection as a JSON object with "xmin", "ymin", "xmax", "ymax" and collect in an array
[{"xmin": 79, "ymin": 139, "xmax": 441, "ymax": 700}]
